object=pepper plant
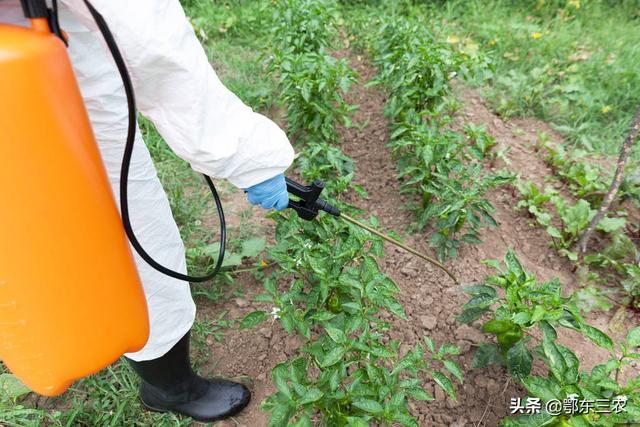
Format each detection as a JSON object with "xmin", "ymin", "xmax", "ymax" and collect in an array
[
  {"xmin": 270, "ymin": 0, "xmax": 340, "ymax": 55},
  {"xmin": 464, "ymin": 123, "xmax": 498, "ymax": 161},
  {"xmin": 502, "ymin": 327, "xmax": 640, "ymax": 427},
  {"xmin": 267, "ymin": 50, "xmax": 357, "ymax": 144},
  {"xmin": 246, "ymin": 213, "xmax": 462, "ymax": 426},
  {"xmin": 457, "ymin": 250, "xmax": 613, "ymax": 380}
]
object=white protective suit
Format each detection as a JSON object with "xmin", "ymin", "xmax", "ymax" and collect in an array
[{"xmin": 0, "ymin": 1, "xmax": 294, "ymax": 361}]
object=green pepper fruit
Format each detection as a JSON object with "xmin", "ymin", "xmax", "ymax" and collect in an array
[{"xmin": 497, "ymin": 328, "xmax": 524, "ymax": 351}]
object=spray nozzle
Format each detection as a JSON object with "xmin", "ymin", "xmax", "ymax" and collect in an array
[{"xmin": 285, "ymin": 178, "xmax": 340, "ymax": 220}]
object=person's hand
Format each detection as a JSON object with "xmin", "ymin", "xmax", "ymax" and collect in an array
[{"xmin": 244, "ymin": 173, "xmax": 289, "ymax": 211}]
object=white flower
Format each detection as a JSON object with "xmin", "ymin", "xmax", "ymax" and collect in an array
[{"xmin": 270, "ymin": 307, "xmax": 281, "ymax": 320}]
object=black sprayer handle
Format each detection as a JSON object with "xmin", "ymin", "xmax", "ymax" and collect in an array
[{"xmin": 285, "ymin": 178, "xmax": 340, "ymax": 221}]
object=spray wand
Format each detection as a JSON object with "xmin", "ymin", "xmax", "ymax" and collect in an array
[{"xmin": 285, "ymin": 178, "xmax": 459, "ymax": 285}]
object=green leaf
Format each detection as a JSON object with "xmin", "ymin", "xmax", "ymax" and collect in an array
[
  {"xmin": 352, "ymin": 398, "xmax": 383, "ymax": 414},
  {"xmin": 461, "ymin": 233, "xmax": 483, "ymax": 244},
  {"xmin": 222, "ymin": 252, "xmax": 243, "ymax": 268},
  {"xmin": 423, "ymin": 336, "xmax": 436, "ymax": 353},
  {"xmin": 254, "ymin": 293, "xmax": 274, "ymax": 303},
  {"xmin": 456, "ymin": 307, "xmax": 488, "ymax": 324},
  {"xmin": 422, "ymin": 145, "xmax": 433, "ymax": 166},
  {"xmin": 538, "ymin": 321, "xmax": 557, "ymax": 341},
  {"xmin": 482, "ymin": 319, "xmax": 514, "ymax": 334},
  {"xmin": 512, "ymin": 312, "xmax": 531, "ymax": 326},
  {"xmin": 0, "ymin": 374, "xmax": 30, "ymax": 400},
  {"xmin": 267, "ymin": 402, "xmax": 293, "ymax": 427},
  {"xmin": 559, "ymin": 249, "xmax": 578, "ymax": 261},
  {"xmin": 627, "ymin": 326, "xmax": 640, "ymax": 348},
  {"xmin": 465, "ymin": 293, "xmax": 498, "ymax": 309},
  {"xmin": 530, "ymin": 305, "xmax": 546, "ymax": 323},
  {"xmin": 507, "ymin": 341, "xmax": 533, "ymax": 380},
  {"xmin": 407, "ymin": 387, "xmax": 433, "ymax": 401},
  {"xmin": 580, "ymin": 324, "xmax": 614, "ymax": 351},
  {"xmin": 557, "ymin": 345, "xmax": 579, "ymax": 384},
  {"xmin": 239, "ymin": 311, "xmax": 268, "ymax": 329},
  {"xmin": 265, "ymin": 278, "xmax": 278, "ymax": 296},
  {"xmin": 444, "ymin": 360, "xmax": 464, "ymax": 383},
  {"xmin": 301, "ymin": 81, "xmax": 312, "ymax": 102},
  {"xmin": 298, "ymin": 388, "xmax": 323, "ymax": 405},
  {"xmin": 462, "ymin": 284, "xmax": 497, "ymax": 297},
  {"xmin": 319, "ymin": 347, "xmax": 346, "ymax": 368},
  {"xmin": 392, "ymin": 412, "xmax": 419, "ymax": 427},
  {"xmin": 464, "ymin": 293, "xmax": 499, "ymax": 309},
  {"xmin": 522, "ymin": 376, "xmax": 561, "ymax": 402},
  {"xmin": 272, "ymin": 365, "xmax": 292, "ymax": 400},
  {"xmin": 432, "ymin": 371, "xmax": 456, "ymax": 401},
  {"xmin": 384, "ymin": 297, "xmax": 406, "ymax": 319},
  {"xmin": 399, "ymin": 378, "xmax": 421, "ymax": 389},
  {"xmin": 390, "ymin": 126, "xmax": 408, "ymax": 140},
  {"xmin": 325, "ymin": 326, "xmax": 346, "ymax": 344},
  {"xmin": 481, "ymin": 258, "xmax": 503, "ymax": 271},
  {"xmin": 596, "ymin": 217, "xmax": 626, "ymax": 233},
  {"xmin": 241, "ymin": 237, "xmax": 267, "ymax": 258},
  {"xmin": 505, "ymin": 250, "xmax": 525, "ymax": 279},
  {"xmin": 542, "ymin": 337, "xmax": 567, "ymax": 383},
  {"xmin": 566, "ymin": 415, "xmax": 592, "ymax": 427},
  {"xmin": 472, "ymin": 343, "xmax": 504, "ymax": 368},
  {"xmin": 546, "ymin": 226, "xmax": 562, "ymax": 239},
  {"xmin": 502, "ymin": 413, "xmax": 555, "ymax": 426}
]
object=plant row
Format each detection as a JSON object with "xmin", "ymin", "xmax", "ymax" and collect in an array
[
  {"xmin": 458, "ymin": 250, "xmax": 640, "ymax": 426},
  {"xmin": 349, "ymin": 9, "xmax": 512, "ymax": 260},
  {"xmin": 241, "ymin": 1, "xmax": 463, "ymax": 426}
]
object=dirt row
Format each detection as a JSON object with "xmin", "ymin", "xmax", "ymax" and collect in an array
[{"xmin": 199, "ymin": 52, "xmax": 637, "ymax": 427}]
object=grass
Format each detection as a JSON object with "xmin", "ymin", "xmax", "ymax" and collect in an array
[
  {"xmin": 432, "ymin": 0, "xmax": 640, "ymax": 155},
  {"xmin": 1, "ymin": 362, "xmax": 189, "ymax": 426}
]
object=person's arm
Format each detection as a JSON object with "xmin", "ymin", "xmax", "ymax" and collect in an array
[{"xmin": 62, "ymin": 0, "xmax": 294, "ymax": 189}]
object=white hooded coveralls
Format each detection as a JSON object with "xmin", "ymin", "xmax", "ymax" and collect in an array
[{"xmin": 0, "ymin": 1, "xmax": 294, "ymax": 360}]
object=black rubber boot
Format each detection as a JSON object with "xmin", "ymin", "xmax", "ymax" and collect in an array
[{"xmin": 125, "ymin": 331, "xmax": 250, "ymax": 422}]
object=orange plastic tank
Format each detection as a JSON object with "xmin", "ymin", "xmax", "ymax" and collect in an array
[{"xmin": 0, "ymin": 19, "xmax": 149, "ymax": 396}]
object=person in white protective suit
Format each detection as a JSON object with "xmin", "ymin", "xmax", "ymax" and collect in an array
[{"xmin": 1, "ymin": 0, "xmax": 294, "ymax": 421}]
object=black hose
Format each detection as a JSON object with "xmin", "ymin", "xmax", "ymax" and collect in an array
[{"xmin": 82, "ymin": 0, "xmax": 225, "ymax": 282}]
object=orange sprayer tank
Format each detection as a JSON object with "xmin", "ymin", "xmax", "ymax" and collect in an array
[{"xmin": 0, "ymin": 19, "xmax": 149, "ymax": 396}]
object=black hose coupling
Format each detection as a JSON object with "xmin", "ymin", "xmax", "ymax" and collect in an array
[{"xmin": 285, "ymin": 178, "xmax": 341, "ymax": 221}]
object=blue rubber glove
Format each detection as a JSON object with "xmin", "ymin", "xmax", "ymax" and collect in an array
[{"xmin": 245, "ymin": 173, "xmax": 289, "ymax": 211}]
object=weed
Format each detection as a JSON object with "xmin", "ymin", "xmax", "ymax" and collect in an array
[{"xmin": 585, "ymin": 233, "xmax": 640, "ymax": 309}]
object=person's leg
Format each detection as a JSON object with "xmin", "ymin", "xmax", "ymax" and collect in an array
[
  {"xmin": 57, "ymin": 6, "xmax": 250, "ymax": 421},
  {"xmin": 126, "ymin": 331, "xmax": 250, "ymax": 422},
  {"xmin": 59, "ymin": 2, "xmax": 195, "ymax": 366}
]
